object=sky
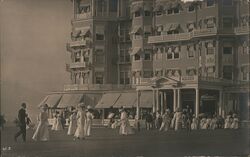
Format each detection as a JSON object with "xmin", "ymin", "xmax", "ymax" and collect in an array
[{"xmin": 0, "ymin": 0, "xmax": 72, "ymax": 123}]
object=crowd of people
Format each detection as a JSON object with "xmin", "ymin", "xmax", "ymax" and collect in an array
[{"xmin": 13, "ymin": 103, "xmax": 239, "ymax": 142}]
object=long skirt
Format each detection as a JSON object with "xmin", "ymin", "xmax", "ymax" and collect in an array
[
  {"xmin": 191, "ymin": 123, "xmax": 198, "ymax": 130},
  {"xmin": 67, "ymin": 121, "xmax": 77, "ymax": 135},
  {"xmin": 74, "ymin": 123, "xmax": 85, "ymax": 138},
  {"xmin": 85, "ymin": 120, "xmax": 92, "ymax": 136},
  {"xmin": 159, "ymin": 121, "xmax": 171, "ymax": 131},
  {"xmin": 32, "ymin": 122, "xmax": 49, "ymax": 141},
  {"xmin": 119, "ymin": 120, "xmax": 134, "ymax": 135},
  {"xmin": 175, "ymin": 122, "xmax": 182, "ymax": 131}
]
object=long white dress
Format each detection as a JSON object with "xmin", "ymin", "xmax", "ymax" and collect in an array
[
  {"xmin": 171, "ymin": 112, "xmax": 182, "ymax": 131},
  {"xmin": 74, "ymin": 110, "xmax": 86, "ymax": 138},
  {"xmin": 159, "ymin": 113, "xmax": 171, "ymax": 131},
  {"xmin": 230, "ymin": 117, "xmax": 239, "ymax": 129},
  {"xmin": 32, "ymin": 111, "xmax": 49, "ymax": 141},
  {"xmin": 85, "ymin": 111, "xmax": 94, "ymax": 136},
  {"xmin": 224, "ymin": 116, "xmax": 232, "ymax": 129},
  {"xmin": 51, "ymin": 116, "xmax": 57, "ymax": 131},
  {"xmin": 200, "ymin": 118, "xmax": 207, "ymax": 129},
  {"xmin": 191, "ymin": 117, "xmax": 198, "ymax": 130},
  {"xmin": 210, "ymin": 118, "xmax": 217, "ymax": 130},
  {"xmin": 55, "ymin": 115, "xmax": 63, "ymax": 131},
  {"xmin": 67, "ymin": 113, "xmax": 77, "ymax": 135},
  {"xmin": 119, "ymin": 111, "xmax": 134, "ymax": 135}
]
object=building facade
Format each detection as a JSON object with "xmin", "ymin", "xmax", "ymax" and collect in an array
[{"xmin": 42, "ymin": 0, "xmax": 249, "ymax": 120}]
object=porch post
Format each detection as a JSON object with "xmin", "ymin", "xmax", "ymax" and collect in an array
[
  {"xmin": 160, "ymin": 91, "xmax": 164, "ymax": 115},
  {"xmin": 218, "ymin": 90, "xmax": 223, "ymax": 116},
  {"xmin": 156, "ymin": 89, "xmax": 159, "ymax": 112},
  {"xmin": 177, "ymin": 89, "xmax": 181, "ymax": 109},
  {"xmin": 195, "ymin": 88, "xmax": 199, "ymax": 118},
  {"xmin": 136, "ymin": 90, "xmax": 140, "ymax": 119},
  {"xmin": 173, "ymin": 89, "xmax": 177, "ymax": 112},
  {"xmin": 152, "ymin": 90, "xmax": 156, "ymax": 113}
]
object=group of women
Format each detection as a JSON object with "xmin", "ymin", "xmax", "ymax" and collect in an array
[
  {"xmin": 159, "ymin": 108, "xmax": 239, "ymax": 132},
  {"xmin": 32, "ymin": 103, "xmax": 94, "ymax": 141}
]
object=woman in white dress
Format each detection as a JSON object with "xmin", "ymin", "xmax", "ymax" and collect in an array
[
  {"xmin": 32, "ymin": 104, "xmax": 49, "ymax": 141},
  {"xmin": 171, "ymin": 108, "xmax": 182, "ymax": 131},
  {"xmin": 119, "ymin": 108, "xmax": 134, "ymax": 135},
  {"xmin": 224, "ymin": 115, "xmax": 232, "ymax": 129},
  {"xmin": 200, "ymin": 117, "xmax": 207, "ymax": 129},
  {"xmin": 230, "ymin": 114, "xmax": 239, "ymax": 129},
  {"xmin": 210, "ymin": 115, "xmax": 217, "ymax": 130},
  {"xmin": 191, "ymin": 115, "xmax": 198, "ymax": 130},
  {"xmin": 67, "ymin": 110, "xmax": 77, "ymax": 135},
  {"xmin": 51, "ymin": 113, "xmax": 57, "ymax": 131},
  {"xmin": 74, "ymin": 103, "xmax": 86, "ymax": 140},
  {"xmin": 55, "ymin": 113, "xmax": 63, "ymax": 131},
  {"xmin": 85, "ymin": 106, "xmax": 94, "ymax": 137},
  {"xmin": 159, "ymin": 109, "xmax": 171, "ymax": 131}
]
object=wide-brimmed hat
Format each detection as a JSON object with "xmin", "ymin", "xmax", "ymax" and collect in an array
[{"xmin": 77, "ymin": 103, "xmax": 85, "ymax": 108}]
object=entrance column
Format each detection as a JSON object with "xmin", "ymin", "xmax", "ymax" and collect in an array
[
  {"xmin": 152, "ymin": 90, "xmax": 156, "ymax": 113},
  {"xmin": 195, "ymin": 88, "xmax": 199, "ymax": 118},
  {"xmin": 136, "ymin": 90, "xmax": 140, "ymax": 119},
  {"xmin": 160, "ymin": 91, "xmax": 164, "ymax": 115},
  {"xmin": 218, "ymin": 90, "xmax": 223, "ymax": 116},
  {"xmin": 173, "ymin": 89, "xmax": 177, "ymax": 112},
  {"xmin": 177, "ymin": 89, "xmax": 181, "ymax": 109},
  {"xmin": 156, "ymin": 89, "xmax": 159, "ymax": 112}
]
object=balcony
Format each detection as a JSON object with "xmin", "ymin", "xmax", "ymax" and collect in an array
[
  {"xmin": 64, "ymin": 84, "xmax": 133, "ymax": 91},
  {"xmin": 76, "ymin": 13, "xmax": 92, "ymax": 19},
  {"xmin": 234, "ymin": 26, "xmax": 250, "ymax": 35},
  {"xmin": 193, "ymin": 27, "xmax": 217, "ymax": 37},
  {"xmin": 181, "ymin": 75, "xmax": 198, "ymax": 83},
  {"xmin": 68, "ymin": 40, "xmax": 87, "ymax": 47},
  {"xmin": 69, "ymin": 62, "xmax": 87, "ymax": 69},
  {"xmin": 148, "ymin": 32, "xmax": 192, "ymax": 44}
]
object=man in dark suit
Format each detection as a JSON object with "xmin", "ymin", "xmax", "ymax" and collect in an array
[{"xmin": 14, "ymin": 103, "xmax": 27, "ymax": 142}]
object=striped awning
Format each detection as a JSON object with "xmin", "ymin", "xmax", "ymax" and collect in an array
[
  {"xmin": 95, "ymin": 93, "xmax": 121, "ymax": 108},
  {"xmin": 38, "ymin": 94, "xmax": 62, "ymax": 108},
  {"xmin": 130, "ymin": 26, "xmax": 142, "ymax": 34},
  {"xmin": 130, "ymin": 47, "xmax": 142, "ymax": 55},
  {"xmin": 113, "ymin": 92, "xmax": 137, "ymax": 108},
  {"xmin": 57, "ymin": 94, "xmax": 84, "ymax": 108}
]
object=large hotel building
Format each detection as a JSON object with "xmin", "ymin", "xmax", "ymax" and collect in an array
[{"xmin": 42, "ymin": 0, "xmax": 249, "ymax": 121}]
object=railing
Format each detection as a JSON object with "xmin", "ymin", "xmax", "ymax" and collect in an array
[
  {"xmin": 148, "ymin": 32, "xmax": 191, "ymax": 44},
  {"xmin": 64, "ymin": 84, "xmax": 134, "ymax": 91},
  {"xmin": 193, "ymin": 27, "xmax": 217, "ymax": 37},
  {"xmin": 234, "ymin": 26, "xmax": 250, "ymax": 35},
  {"xmin": 140, "ymin": 78, "xmax": 152, "ymax": 84},
  {"xmin": 76, "ymin": 13, "xmax": 92, "ymax": 19},
  {"xmin": 69, "ymin": 62, "xmax": 87, "ymax": 69},
  {"xmin": 181, "ymin": 75, "xmax": 198, "ymax": 83},
  {"xmin": 68, "ymin": 40, "xmax": 87, "ymax": 47}
]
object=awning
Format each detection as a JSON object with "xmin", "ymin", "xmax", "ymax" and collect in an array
[
  {"xmin": 139, "ymin": 91, "xmax": 153, "ymax": 108},
  {"xmin": 130, "ymin": 47, "xmax": 142, "ymax": 55},
  {"xmin": 113, "ymin": 92, "xmax": 137, "ymax": 108},
  {"xmin": 130, "ymin": 26, "xmax": 142, "ymax": 34},
  {"xmin": 72, "ymin": 30, "xmax": 81, "ymax": 37},
  {"xmin": 95, "ymin": 93, "xmax": 121, "ymax": 108},
  {"xmin": 38, "ymin": 94, "xmax": 62, "ymax": 108},
  {"xmin": 58, "ymin": 94, "xmax": 84, "ymax": 108},
  {"xmin": 77, "ymin": 27, "xmax": 91, "ymax": 36}
]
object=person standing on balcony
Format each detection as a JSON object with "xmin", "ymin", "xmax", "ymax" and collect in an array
[{"xmin": 85, "ymin": 105, "xmax": 94, "ymax": 137}]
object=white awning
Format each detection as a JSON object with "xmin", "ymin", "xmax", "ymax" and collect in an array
[
  {"xmin": 130, "ymin": 26, "xmax": 142, "ymax": 34},
  {"xmin": 130, "ymin": 47, "xmax": 142, "ymax": 55},
  {"xmin": 57, "ymin": 94, "xmax": 84, "ymax": 108},
  {"xmin": 38, "ymin": 94, "xmax": 62, "ymax": 108},
  {"xmin": 113, "ymin": 92, "xmax": 137, "ymax": 108},
  {"xmin": 95, "ymin": 93, "xmax": 121, "ymax": 108}
]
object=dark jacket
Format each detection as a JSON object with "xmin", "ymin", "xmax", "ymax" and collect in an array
[{"xmin": 18, "ymin": 108, "xmax": 26, "ymax": 125}]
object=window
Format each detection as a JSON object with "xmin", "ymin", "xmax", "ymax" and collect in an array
[
  {"xmin": 95, "ymin": 49, "xmax": 105, "ymax": 64},
  {"xmin": 135, "ymin": 11, "xmax": 141, "ymax": 17},
  {"xmin": 144, "ymin": 11, "xmax": 151, "ymax": 17},
  {"xmin": 120, "ymin": 71, "xmax": 130, "ymax": 84},
  {"xmin": 156, "ymin": 11, "xmax": 162, "ymax": 16},
  {"xmin": 207, "ymin": 0, "xmax": 215, "ymax": 7},
  {"xmin": 75, "ymin": 51, "xmax": 81, "ymax": 62},
  {"xmin": 206, "ymin": 42, "xmax": 215, "ymax": 55},
  {"xmin": 144, "ymin": 53, "xmax": 151, "ymax": 60},
  {"xmin": 223, "ymin": 66, "xmax": 233, "ymax": 80},
  {"xmin": 241, "ymin": 66, "xmax": 249, "ymax": 81},
  {"xmin": 155, "ymin": 47, "xmax": 163, "ymax": 60},
  {"xmin": 167, "ymin": 9, "xmax": 173, "ymax": 15},
  {"xmin": 119, "ymin": 47, "xmax": 130, "ymax": 63},
  {"xmin": 173, "ymin": 8, "xmax": 179, "ymax": 14},
  {"xmin": 143, "ymin": 71, "xmax": 153, "ymax": 78},
  {"xmin": 109, "ymin": 0, "xmax": 118, "ymax": 12},
  {"xmin": 167, "ymin": 47, "xmax": 173, "ymax": 59},
  {"xmin": 95, "ymin": 72, "xmax": 104, "ymax": 84},
  {"xmin": 188, "ymin": 45, "xmax": 195, "ymax": 58},
  {"xmin": 96, "ymin": 26, "xmax": 105, "ymax": 40},
  {"xmin": 242, "ymin": 42, "xmax": 249, "ymax": 54},
  {"xmin": 134, "ymin": 54, "xmax": 140, "ymax": 61},
  {"xmin": 223, "ymin": 17, "xmax": 233, "ymax": 28},
  {"xmin": 223, "ymin": 47, "xmax": 233, "ymax": 54},
  {"xmin": 207, "ymin": 66, "xmax": 215, "ymax": 77},
  {"xmin": 188, "ymin": 5, "xmax": 195, "ymax": 12},
  {"xmin": 223, "ymin": 0, "xmax": 232, "ymax": 6},
  {"xmin": 174, "ymin": 47, "xmax": 180, "ymax": 59},
  {"xmin": 206, "ymin": 18, "xmax": 215, "ymax": 28},
  {"xmin": 96, "ymin": 34, "xmax": 104, "ymax": 40},
  {"xmin": 167, "ymin": 8, "xmax": 179, "ymax": 15}
]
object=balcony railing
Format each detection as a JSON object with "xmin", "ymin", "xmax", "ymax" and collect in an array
[
  {"xmin": 234, "ymin": 26, "xmax": 250, "ymax": 35},
  {"xmin": 64, "ymin": 84, "xmax": 134, "ymax": 91},
  {"xmin": 76, "ymin": 13, "xmax": 92, "ymax": 19},
  {"xmin": 193, "ymin": 27, "xmax": 217, "ymax": 37},
  {"xmin": 69, "ymin": 62, "xmax": 87, "ymax": 69},
  {"xmin": 148, "ymin": 32, "xmax": 191, "ymax": 44},
  {"xmin": 181, "ymin": 75, "xmax": 198, "ymax": 83},
  {"xmin": 68, "ymin": 40, "xmax": 87, "ymax": 47}
]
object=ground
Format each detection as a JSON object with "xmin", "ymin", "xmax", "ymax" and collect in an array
[{"xmin": 1, "ymin": 127, "xmax": 249, "ymax": 157}]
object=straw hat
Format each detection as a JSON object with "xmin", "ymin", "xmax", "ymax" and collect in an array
[{"xmin": 87, "ymin": 105, "xmax": 92, "ymax": 109}]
